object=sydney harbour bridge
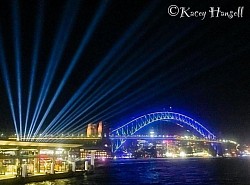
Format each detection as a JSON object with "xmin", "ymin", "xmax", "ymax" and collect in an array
[
  {"xmin": 6, "ymin": 111, "xmax": 237, "ymax": 157},
  {"xmin": 109, "ymin": 111, "xmax": 217, "ymax": 153}
]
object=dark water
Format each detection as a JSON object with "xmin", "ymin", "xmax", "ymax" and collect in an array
[{"xmin": 27, "ymin": 158, "xmax": 250, "ymax": 185}]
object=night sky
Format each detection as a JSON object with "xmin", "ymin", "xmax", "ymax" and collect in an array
[{"xmin": 0, "ymin": 0, "xmax": 249, "ymax": 142}]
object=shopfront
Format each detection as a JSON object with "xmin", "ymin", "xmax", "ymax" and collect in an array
[{"xmin": 0, "ymin": 140, "xmax": 81, "ymax": 177}]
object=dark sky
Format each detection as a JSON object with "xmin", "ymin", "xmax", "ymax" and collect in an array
[{"xmin": 0, "ymin": 0, "xmax": 249, "ymax": 142}]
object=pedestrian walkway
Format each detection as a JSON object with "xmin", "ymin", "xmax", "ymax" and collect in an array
[
  {"xmin": 0, "ymin": 171, "xmax": 85, "ymax": 184},
  {"xmin": 0, "ymin": 172, "xmax": 16, "ymax": 180},
  {"xmin": 0, "ymin": 171, "xmax": 51, "ymax": 181}
]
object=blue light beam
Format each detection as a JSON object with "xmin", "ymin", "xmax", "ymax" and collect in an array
[
  {"xmin": 23, "ymin": 0, "xmax": 44, "ymax": 140},
  {"xmin": 27, "ymin": 0, "xmax": 80, "ymax": 139},
  {"xmin": 41, "ymin": 1, "xmax": 159, "ymax": 136},
  {"xmin": 12, "ymin": 0, "xmax": 22, "ymax": 140},
  {"xmin": 0, "ymin": 32, "xmax": 19, "ymax": 139},
  {"xmin": 49, "ymin": 23, "xmax": 198, "ymax": 135},
  {"xmin": 41, "ymin": 21, "xmax": 163, "ymax": 136},
  {"xmin": 33, "ymin": 0, "xmax": 109, "ymax": 138}
]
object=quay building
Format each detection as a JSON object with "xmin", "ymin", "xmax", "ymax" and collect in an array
[{"xmin": 0, "ymin": 121, "xmax": 111, "ymax": 178}]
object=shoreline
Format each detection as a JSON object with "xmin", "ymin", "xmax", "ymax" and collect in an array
[
  {"xmin": 0, "ymin": 171, "xmax": 87, "ymax": 185},
  {"xmin": 0, "ymin": 157, "xmax": 243, "ymax": 184}
]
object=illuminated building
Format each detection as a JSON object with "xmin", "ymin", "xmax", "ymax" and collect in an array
[
  {"xmin": 80, "ymin": 149, "xmax": 111, "ymax": 159},
  {"xmin": 86, "ymin": 123, "xmax": 93, "ymax": 137},
  {"xmin": 0, "ymin": 140, "xmax": 81, "ymax": 176},
  {"xmin": 87, "ymin": 122, "xmax": 103, "ymax": 137},
  {"xmin": 97, "ymin": 121, "xmax": 103, "ymax": 137}
]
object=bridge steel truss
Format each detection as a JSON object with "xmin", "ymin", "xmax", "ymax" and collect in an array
[{"xmin": 109, "ymin": 112, "xmax": 216, "ymax": 152}]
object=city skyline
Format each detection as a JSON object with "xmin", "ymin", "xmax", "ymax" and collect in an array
[{"xmin": 0, "ymin": 0, "xmax": 249, "ymax": 143}]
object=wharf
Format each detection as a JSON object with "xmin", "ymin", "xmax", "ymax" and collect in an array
[{"xmin": 0, "ymin": 171, "xmax": 86, "ymax": 184}]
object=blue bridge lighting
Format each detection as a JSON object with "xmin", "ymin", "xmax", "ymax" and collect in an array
[{"xmin": 110, "ymin": 111, "xmax": 216, "ymax": 152}]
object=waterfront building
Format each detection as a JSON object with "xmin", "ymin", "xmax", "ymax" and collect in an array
[{"xmin": 0, "ymin": 140, "xmax": 81, "ymax": 176}]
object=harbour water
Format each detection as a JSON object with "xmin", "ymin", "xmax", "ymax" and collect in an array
[{"xmin": 26, "ymin": 157, "xmax": 250, "ymax": 185}]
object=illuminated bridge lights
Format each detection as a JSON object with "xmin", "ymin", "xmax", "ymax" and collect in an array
[
  {"xmin": 109, "ymin": 111, "xmax": 216, "ymax": 152},
  {"xmin": 110, "ymin": 135, "xmax": 212, "ymax": 141}
]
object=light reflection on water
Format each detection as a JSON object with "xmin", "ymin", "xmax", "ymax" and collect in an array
[{"xmin": 26, "ymin": 158, "xmax": 250, "ymax": 185}]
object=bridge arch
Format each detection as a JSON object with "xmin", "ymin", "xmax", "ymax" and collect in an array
[{"xmin": 110, "ymin": 112, "xmax": 216, "ymax": 152}]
